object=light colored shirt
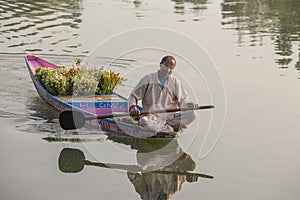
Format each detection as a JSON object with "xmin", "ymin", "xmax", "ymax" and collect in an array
[{"xmin": 128, "ymin": 71, "xmax": 189, "ymax": 112}]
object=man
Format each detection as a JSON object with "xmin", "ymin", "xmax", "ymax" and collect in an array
[{"xmin": 128, "ymin": 55, "xmax": 198, "ymax": 133}]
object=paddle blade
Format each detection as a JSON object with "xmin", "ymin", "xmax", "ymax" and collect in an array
[
  {"xmin": 59, "ymin": 110, "xmax": 86, "ymax": 130},
  {"xmin": 58, "ymin": 148, "xmax": 85, "ymax": 173}
]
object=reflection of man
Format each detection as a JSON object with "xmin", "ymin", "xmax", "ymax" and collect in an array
[
  {"xmin": 58, "ymin": 134, "xmax": 213, "ymax": 200},
  {"xmin": 107, "ymin": 134, "xmax": 199, "ymax": 200},
  {"xmin": 127, "ymin": 153, "xmax": 197, "ymax": 200},
  {"xmin": 58, "ymin": 134, "xmax": 210, "ymax": 200}
]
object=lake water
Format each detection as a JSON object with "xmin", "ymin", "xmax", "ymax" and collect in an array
[{"xmin": 1, "ymin": 0, "xmax": 300, "ymax": 199}]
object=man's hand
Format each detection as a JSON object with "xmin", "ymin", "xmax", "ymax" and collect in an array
[
  {"xmin": 129, "ymin": 105, "xmax": 140, "ymax": 117},
  {"xmin": 186, "ymin": 102, "xmax": 199, "ymax": 109}
]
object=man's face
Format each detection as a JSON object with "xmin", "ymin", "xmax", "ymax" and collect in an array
[{"xmin": 160, "ymin": 58, "xmax": 176, "ymax": 77}]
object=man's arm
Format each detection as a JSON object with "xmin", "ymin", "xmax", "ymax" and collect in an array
[
  {"xmin": 128, "ymin": 75, "xmax": 149, "ymax": 116},
  {"xmin": 175, "ymin": 77, "xmax": 199, "ymax": 109}
]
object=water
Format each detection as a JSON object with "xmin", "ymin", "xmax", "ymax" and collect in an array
[{"xmin": 1, "ymin": 0, "xmax": 300, "ymax": 199}]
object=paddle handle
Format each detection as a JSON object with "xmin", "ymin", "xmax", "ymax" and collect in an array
[
  {"xmin": 85, "ymin": 160, "xmax": 213, "ymax": 179},
  {"xmin": 85, "ymin": 105, "xmax": 214, "ymax": 120}
]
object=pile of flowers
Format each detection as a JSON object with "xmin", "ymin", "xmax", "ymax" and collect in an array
[{"xmin": 35, "ymin": 59, "xmax": 124, "ymax": 96}]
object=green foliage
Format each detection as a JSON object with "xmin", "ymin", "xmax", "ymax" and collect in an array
[
  {"xmin": 96, "ymin": 68, "xmax": 124, "ymax": 95},
  {"xmin": 35, "ymin": 66, "xmax": 79, "ymax": 96},
  {"xmin": 73, "ymin": 66, "xmax": 98, "ymax": 96},
  {"xmin": 35, "ymin": 63, "xmax": 124, "ymax": 96}
]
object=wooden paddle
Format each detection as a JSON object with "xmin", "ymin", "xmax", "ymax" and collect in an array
[
  {"xmin": 59, "ymin": 104, "xmax": 214, "ymax": 130},
  {"xmin": 58, "ymin": 148, "xmax": 214, "ymax": 179}
]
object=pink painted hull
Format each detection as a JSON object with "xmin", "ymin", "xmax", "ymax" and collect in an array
[{"xmin": 25, "ymin": 55, "xmax": 167, "ymax": 138}]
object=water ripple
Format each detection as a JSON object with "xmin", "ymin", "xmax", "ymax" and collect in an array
[
  {"xmin": 221, "ymin": 0, "xmax": 300, "ymax": 69},
  {"xmin": 0, "ymin": 0, "xmax": 83, "ymax": 54}
]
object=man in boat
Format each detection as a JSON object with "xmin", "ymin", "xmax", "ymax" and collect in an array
[{"xmin": 129, "ymin": 55, "xmax": 198, "ymax": 133}]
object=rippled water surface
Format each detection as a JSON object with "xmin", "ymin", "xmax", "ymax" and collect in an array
[
  {"xmin": 1, "ymin": 0, "xmax": 300, "ymax": 200},
  {"xmin": 0, "ymin": 0, "xmax": 83, "ymax": 54}
]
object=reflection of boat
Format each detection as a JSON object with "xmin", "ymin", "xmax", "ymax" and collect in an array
[
  {"xmin": 25, "ymin": 55, "xmax": 176, "ymax": 138},
  {"xmin": 58, "ymin": 135, "xmax": 213, "ymax": 199}
]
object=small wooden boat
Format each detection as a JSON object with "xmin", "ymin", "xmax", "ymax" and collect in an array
[{"xmin": 25, "ymin": 55, "xmax": 176, "ymax": 138}]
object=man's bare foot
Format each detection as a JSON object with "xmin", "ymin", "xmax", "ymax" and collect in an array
[
  {"xmin": 172, "ymin": 124, "xmax": 180, "ymax": 132},
  {"xmin": 172, "ymin": 124, "xmax": 187, "ymax": 132}
]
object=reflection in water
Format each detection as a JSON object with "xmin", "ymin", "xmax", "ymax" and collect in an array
[
  {"xmin": 131, "ymin": 0, "xmax": 209, "ymax": 21},
  {"xmin": 23, "ymin": 95, "xmax": 107, "ymax": 137},
  {"xmin": 221, "ymin": 0, "xmax": 300, "ymax": 70},
  {"xmin": 15, "ymin": 95, "xmax": 62, "ymax": 134},
  {"xmin": 171, "ymin": 0, "xmax": 208, "ymax": 21},
  {"xmin": 133, "ymin": 0, "xmax": 143, "ymax": 9},
  {"xmin": 58, "ymin": 135, "xmax": 213, "ymax": 199},
  {"xmin": 131, "ymin": 0, "xmax": 209, "ymax": 18},
  {"xmin": 27, "ymin": 96, "xmax": 59, "ymax": 120},
  {"xmin": 0, "ymin": 0, "xmax": 83, "ymax": 54}
]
